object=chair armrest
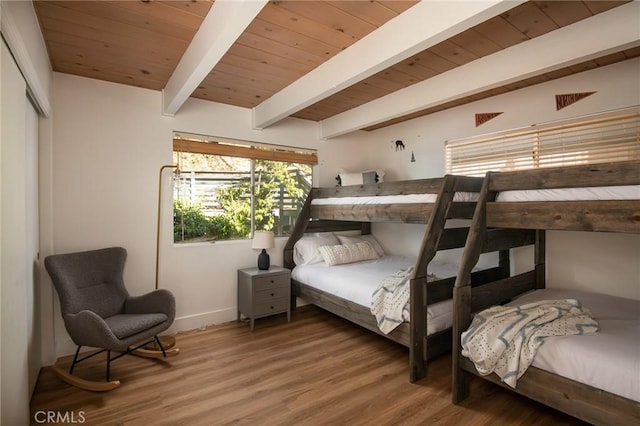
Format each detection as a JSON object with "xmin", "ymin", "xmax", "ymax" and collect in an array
[
  {"xmin": 124, "ymin": 289, "xmax": 175, "ymax": 321},
  {"xmin": 64, "ymin": 310, "xmax": 121, "ymax": 350}
]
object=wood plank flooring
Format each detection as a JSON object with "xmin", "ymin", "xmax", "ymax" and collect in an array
[{"xmin": 30, "ymin": 306, "xmax": 587, "ymax": 425}]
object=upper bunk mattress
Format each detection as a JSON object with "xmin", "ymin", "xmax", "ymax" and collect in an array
[
  {"xmin": 510, "ymin": 288, "xmax": 640, "ymax": 402},
  {"xmin": 292, "ymin": 255, "xmax": 458, "ymax": 336},
  {"xmin": 311, "ymin": 192, "xmax": 479, "ymax": 205},
  {"xmin": 496, "ymin": 185, "xmax": 640, "ymax": 202}
]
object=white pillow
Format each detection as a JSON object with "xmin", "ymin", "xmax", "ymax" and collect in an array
[
  {"xmin": 338, "ymin": 169, "xmax": 385, "ymax": 186},
  {"xmin": 318, "ymin": 242, "xmax": 379, "ymax": 266},
  {"xmin": 368, "ymin": 169, "xmax": 385, "ymax": 183},
  {"xmin": 337, "ymin": 234, "xmax": 385, "ymax": 257},
  {"xmin": 339, "ymin": 172, "xmax": 365, "ymax": 186},
  {"xmin": 293, "ymin": 234, "xmax": 339, "ymax": 265}
]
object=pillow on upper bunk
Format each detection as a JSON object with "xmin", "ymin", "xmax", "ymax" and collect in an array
[
  {"xmin": 318, "ymin": 242, "xmax": 379, "ymax": 266},
  {"xmin": 337, "ymin": 234, "xmax": 385, "ymax": 257},
  {"xmin": 337, "ymin": 169, "xmax": 385, "ymax": 186},
  {"xmin": 293, "ymin": 234, "xmax": 340, "ymax": 265}
]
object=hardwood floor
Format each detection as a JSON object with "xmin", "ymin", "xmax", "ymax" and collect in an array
[{"xmin": 30, "ymin": 306, "xmax": 586, "ymax": 425}]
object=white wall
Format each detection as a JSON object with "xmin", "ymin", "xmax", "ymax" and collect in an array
[
  {"xmin": 365, "ymin": 58, "xmax": 640, "ymax": 300},
  {"xmin": 47, "ymin": 73, "xmax": 368, "ymax": 354}
]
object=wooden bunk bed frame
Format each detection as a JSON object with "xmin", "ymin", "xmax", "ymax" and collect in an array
[
  {"xmin": 452, "ymin": 161, "xmax": 640, "ymax": 425},
  {"xmin": 283, "ymin": 174, "xmax": 513, "ymax": 383}
]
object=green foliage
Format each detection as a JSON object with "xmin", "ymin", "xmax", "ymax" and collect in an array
[
  {"xmin": 173, "ymin": 201, "xmax": 237, "ymax": 242},
  {"xmin": 216, "ymin": 178, "xmax": 254, "ymax": 238},
  {"xmin": 174, "ymin": 160, "xmax": 311, "ymax": 243}
]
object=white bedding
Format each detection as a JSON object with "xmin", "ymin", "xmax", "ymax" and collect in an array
[
  {"xmin": 496, "ymin": 185, "xmax": 640, "ymax": 202},
  {"xmin": 510, "ymin": 289, "xmax": 640, "ymax": 402},
  {"xmin": 311, "ymin": 192, "xmax": 478, "ymax": 205},
  {"xmin": 291, "ymin": 255, "xmax": 456, "ymax": 335}
]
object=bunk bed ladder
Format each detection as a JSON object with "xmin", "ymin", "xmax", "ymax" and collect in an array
[
  {"xmin": 452, "ymin": 173, "xmax": 495, "ymax": 402},
  {"xmin": 409, "ymin": 176, "xmax": 457, "ymax": 382}
]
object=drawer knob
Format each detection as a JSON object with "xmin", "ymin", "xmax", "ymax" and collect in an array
[
  {"xmin": 270, "ymin": 306, "xmax": 274, "ymax": 310},
  {"xmin": 270, "ymin": 279, "xmax": 274, "ymax": 283},
  {"xmin": 270, "ymin": 292, "xmax": 274, "ymax": 297}
]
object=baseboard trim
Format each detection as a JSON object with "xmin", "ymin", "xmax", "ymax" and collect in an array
[{"xmin": 168, "ymin": 307, "xmax": 237, "ymax": 334}]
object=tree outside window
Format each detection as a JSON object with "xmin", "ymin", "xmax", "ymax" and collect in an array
[{"xmin": 172, "ymin": 149, "xmax": 313, "ymax": 243}]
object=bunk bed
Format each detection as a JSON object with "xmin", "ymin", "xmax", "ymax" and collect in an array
[
  {"xmin": 283, "ymin": 174, "xmax": 512, "ymax": 382},
  {"xmin": 452, "ymin": 161, "xmax": 640, "ymax": 424}
]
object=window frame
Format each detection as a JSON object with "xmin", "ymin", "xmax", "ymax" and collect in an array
[{"xmin": 172, "ymin": 133, "xmax": 316, "ymax": 244}]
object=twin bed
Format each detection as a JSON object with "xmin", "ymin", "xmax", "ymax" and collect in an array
[
  {"xmin": 282, "ymin": 160, "xmax": 639, "ymax": 423},
  {"xmin": 452, "ymin": 161, "xmax": 640, "ymax": 424}
]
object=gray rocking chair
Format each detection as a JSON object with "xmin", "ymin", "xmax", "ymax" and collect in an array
[{"xmin": 45, "ymin": 246, "xmax": 178, "ymax": 391}]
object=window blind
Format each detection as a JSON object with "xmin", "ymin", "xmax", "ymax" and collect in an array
[
  {"xmin": 173, "ymin": 134, "xmax": 318, "ymax": 165},
  {"xmin": 446, "ymin": 107, "xmax": 640, "ymax": 176}
]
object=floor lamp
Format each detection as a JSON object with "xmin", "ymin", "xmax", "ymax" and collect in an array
[{"xmin": 151, "ymin": 164, "xmax": 179, "ymax": 350}]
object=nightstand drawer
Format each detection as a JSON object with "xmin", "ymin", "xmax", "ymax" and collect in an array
[
  {"xmin": 254, "ymin": 286, "xmax": 289, "ymax": 303},
  {"xmin": 254, "ymin": 298, "xmax": 289, "ymax": 316},
  {"xmin": 253, "ymin": 274, "xmax": 289, "ymax": 291}
]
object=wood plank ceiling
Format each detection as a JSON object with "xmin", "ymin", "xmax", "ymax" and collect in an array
[{"xmin": 34, "ymin": 0, "xmax": 638, "ymax": 135}]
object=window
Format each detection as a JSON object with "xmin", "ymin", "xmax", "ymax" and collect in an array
[
  {"xmin": 172, "ymin": 133, "xmax": 316, "ymax": 243},
  {"xmin": 446, "ymin": 107, "xmax": 640, "ymax": 176}
]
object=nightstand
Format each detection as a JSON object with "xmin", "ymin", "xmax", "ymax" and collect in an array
[{"xmin": 237, "ymin": 266, "xmax": 291, "ymax": 331}]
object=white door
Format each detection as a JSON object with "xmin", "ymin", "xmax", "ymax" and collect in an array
[
  {"xmin": 1, "ymin": 37, "xmax": 32, "ymax": 426},
  {"xmin": 26, "ymin": 99, "xmax": 40, "ymax": 396}
]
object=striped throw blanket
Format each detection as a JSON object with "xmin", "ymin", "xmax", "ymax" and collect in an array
[
  {"xmin": 370, "ymin": 267, "xmax": 414, "ymax": 334},
  {"xmin": 461, "ymin": 299, "xmax": 599, "ymax": 388}
]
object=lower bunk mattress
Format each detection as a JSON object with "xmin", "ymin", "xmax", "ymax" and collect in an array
[
  {"xmin": 508, "ymin": 288, "xmax": 639, "ymax": 402},
  {"xmin": 291, "ymin": 255, "xmax": 457, "ymax": 336}
]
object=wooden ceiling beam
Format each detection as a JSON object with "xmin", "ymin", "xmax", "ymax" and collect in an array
[
  {"xmin": 162, "ymin": 0, "xmax": 267, "ymax": 116},
  {"xmin": 319, "ymin": 2, "xmax": 640, "ymax": 139},
  {"xmin": 251, "ymin": 0, "xmax": 523, "ymax": 130}
]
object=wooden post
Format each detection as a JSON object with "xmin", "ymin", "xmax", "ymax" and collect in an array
[
  {"xmin": 283, "ymin": 192, "xmax": 313, "ymax": 270},
  {"xmin": 452, "ymin": 173, "xmax": 493, "ymax": 403},
  {"xmin": 499, "ymin": 249, "xmax": 510, "ymax": 279},
  {"xmin": 535, "ymin": 230, "xmax": 546, "ymax": 289},
  {"xmin": 409, "ymin": 276, "xmax": 426, "ymax": 382},
  {"xmin": 410, "ymin": 176, "xmax": 457, "ymax": 382},
  {"xmin": 452, "ymin": 285, "xmax": 470, "ymax": 403}
]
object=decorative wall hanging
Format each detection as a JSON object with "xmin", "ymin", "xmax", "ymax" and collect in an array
[
  {"xmin": 395, "ymin": 140, "xmax": 405, "ymax": 151},
  {"xmin": 410, "ymin": 151, "xmax": 416, "ymax": 162},
  {"xmin": 475, "ymin": 112, "xmax": 503, "ymax": 127},
  {"xmin": 555, "ymin": 92, "xmax": 596, "ymax": 111}
]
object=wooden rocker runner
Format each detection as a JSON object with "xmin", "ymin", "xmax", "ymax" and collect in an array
[
  {"xmin": 50, "ymin": 336, "xmax": 179, "ymax": 392},
  {"xmin": 45, "ymin": 247, "xmax": 180, "ymax": 391}
]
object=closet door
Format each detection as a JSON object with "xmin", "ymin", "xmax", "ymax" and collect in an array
[
  {"xmin": 26, "ymin": 99, "xmax": 40, "ymax": 396},
  {"xmin": 1, "ymin": 38, "xmax": 31, "ymax": 426}
]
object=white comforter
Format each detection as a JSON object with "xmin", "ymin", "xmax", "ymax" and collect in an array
[
  {"xmin": 292, "ymin": 255, "xmax": 457, "ymax": 336},
  {"xmin": 461, "ymin": 298, "xmax": 599, "ymax": 388},
  {"xmin": 510, "ymin": 289, "xmax": 640, "ymax": 401}
]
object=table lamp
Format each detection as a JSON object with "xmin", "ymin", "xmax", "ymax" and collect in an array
[{"xmin": 252, "ymin": 231, "xmax": 274, "ymax": 270}]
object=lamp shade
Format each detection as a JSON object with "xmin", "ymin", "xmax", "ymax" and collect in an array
[{"xmin": 252, "ymin": 231, "xmax": 274, "ymax": 249}]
